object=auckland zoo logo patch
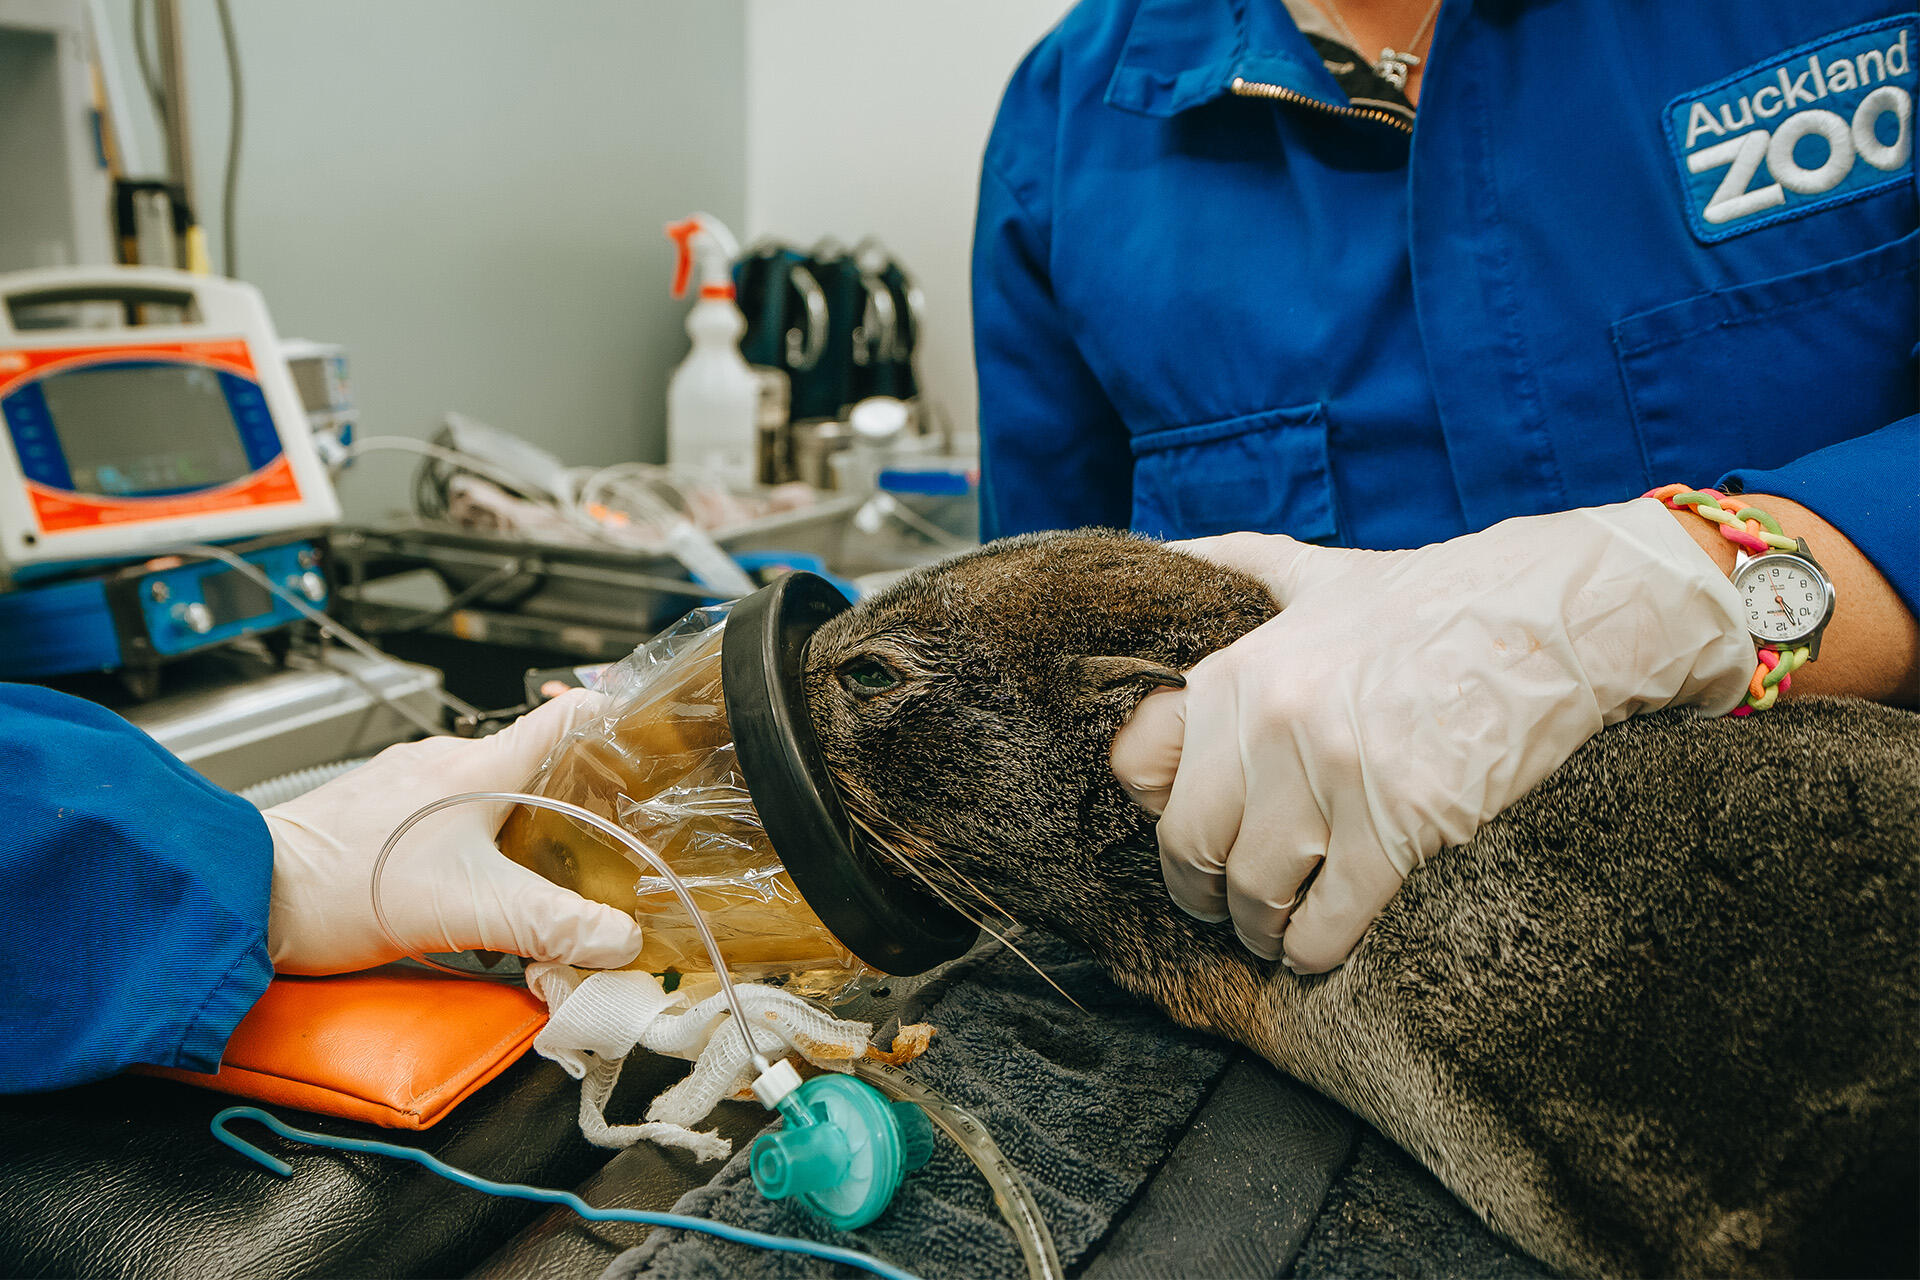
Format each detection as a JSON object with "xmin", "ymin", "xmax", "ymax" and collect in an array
[{"xmin": 1667, "ymin": 17, "xmax": 1915, "ymax": 243}]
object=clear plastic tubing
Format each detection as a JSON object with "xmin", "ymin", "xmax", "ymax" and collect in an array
[
  {"xmin": 238, "ymin": 756, "xmax": 371, "ymax": 809},
  {"xmin": 853, "ymin": 1059, "xmax": 1065, "ymax": 1280},
  {"xmin": 373, "ymin": 790, "xmax": 1068, "ymax": 1278},
  {"xmin": 573, "ymin": 463, "xmax": 757, "ymax": 597},
  {"xmin": 369, "ymin": 790, "xmax": 770, "ymax": 1074}
]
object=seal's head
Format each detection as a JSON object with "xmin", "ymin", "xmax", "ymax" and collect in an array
[{"xmin": 801, "ymin": 531, "xmax": 1273, "ymax": 999}]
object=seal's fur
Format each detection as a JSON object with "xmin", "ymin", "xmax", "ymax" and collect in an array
[{"xmin": 802, "ymin": 531, "xmax": 1919, "ymax": 1279}]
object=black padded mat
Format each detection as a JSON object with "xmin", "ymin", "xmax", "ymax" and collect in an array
[
  {"xmin": 0, "ymin": 1049, "xmax": 678, "ymax": 1279},
  {"xmin": 1287, "ymin": 1129, "xmax": 1554, "ymax": 1279},
  {"xmin": 1081, "ymin": 1055, "xmax": 1355, "ymax": 1279}
]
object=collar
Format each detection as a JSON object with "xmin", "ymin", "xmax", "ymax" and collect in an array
[
  {"xmin": 1105, "ymin": 0, "xmax": 1346, "ymax": 116},
  {"xmin": 1104, "ymin": 0, "xmax": 1425, "ymax": 119}
]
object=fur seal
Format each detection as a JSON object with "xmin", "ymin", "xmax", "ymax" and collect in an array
[{"xmin": 801, "ymin": 530, "xmax": 1919, "ymax": 1279}]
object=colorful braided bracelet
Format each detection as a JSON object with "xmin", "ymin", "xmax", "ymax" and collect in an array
[{"xmin": 1646, "ymin": 484, "xmax": 1810, "ymax": 716}]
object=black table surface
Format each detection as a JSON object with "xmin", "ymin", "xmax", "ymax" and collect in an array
[
  {"xmin": 0, "ymin": 1049, "xmax": 708, "ymax": 1280},
  {"xmin": 0, "ymin": 975, "xmax": 926, "ymax": 1280}
]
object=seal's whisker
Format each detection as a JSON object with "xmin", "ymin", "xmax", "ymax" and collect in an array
[
  {"xmin": 848, "ymin": 812, "xmax": 1088, "ymax": 1016},
  {"xmin": 916, "ymin": 843, "xmax": 1019, "ymax": 930},
  {"xmin": 839, "ymin": 786, "xmax": 1015, "ymax": 927}
]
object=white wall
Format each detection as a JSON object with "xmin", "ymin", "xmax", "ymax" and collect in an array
[
  {"xmin": 98, "ymin": 1, "xmax": 747, "ymax": 518},
  {"xmin": 76, "ymin": 1, "xmax": 1060, "ymax": 526},
  {"xmin": 743, "ymin": 1, "xmax": 1072, "ymax": 444}
]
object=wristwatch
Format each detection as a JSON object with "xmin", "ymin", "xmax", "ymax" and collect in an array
[
  {"xmin": 1645, "ymin": 485, "xmax": 1836, "ymax": 714},
  {"xmin": 1732, "ymin": 537, "xmax": 1835, "ymax": 660}
]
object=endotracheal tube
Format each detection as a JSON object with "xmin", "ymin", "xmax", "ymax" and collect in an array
[{"xmin": 371, "ymin": 794, "xmax": 934, "ymax": 1228}]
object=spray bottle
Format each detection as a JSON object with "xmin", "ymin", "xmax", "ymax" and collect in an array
[{"xmin": 664, "ymin": 214, "xmax": 759, "ymax": 490}]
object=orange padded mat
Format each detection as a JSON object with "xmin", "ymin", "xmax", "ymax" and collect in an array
[{"xmin": 139, "ymin": 967, "xmax": 548, "ymax": 1129}]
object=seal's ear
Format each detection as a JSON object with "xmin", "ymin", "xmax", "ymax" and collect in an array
[{"xmin": 1063, "ymin": 655, "xmax": 1187, "ymax": 698}]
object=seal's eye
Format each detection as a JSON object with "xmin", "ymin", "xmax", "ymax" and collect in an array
[{"xmin": 838, "ymin": 657, "xmax": 899, "ymax": 698}]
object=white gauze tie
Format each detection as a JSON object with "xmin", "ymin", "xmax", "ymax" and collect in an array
[{"xmin": 524, "ymin": 961, "xmax": 877, "ymax": 1160}]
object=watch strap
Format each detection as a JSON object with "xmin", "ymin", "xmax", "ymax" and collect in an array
[
  {"xmin": 1646, "ymin": 484, "xmax": 1801, "ymax": 555},
  {"xmin": 1645, "ymin": 485, "xmax": 1813, "ymax": 716},
  {"xmin": 1743, "ymin": 644, "xmax": 1811, "ymax": 715}
]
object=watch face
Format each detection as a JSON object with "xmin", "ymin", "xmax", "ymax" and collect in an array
[{"xmin": 1736, "ymin": 555, "xmax": 1827, "ymax": 644}]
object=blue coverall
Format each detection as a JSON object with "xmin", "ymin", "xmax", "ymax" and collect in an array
[
  {"xmin": 973, "ymin": 0, "xmax": 1918, "ymax": 618},
  {"xmin": 0, "ymin": 684, "xmax": 272, "ymax": 1091}
]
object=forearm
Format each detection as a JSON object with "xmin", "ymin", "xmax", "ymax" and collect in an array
[{"xmin": 1667, "ymin": 495, "xmax": 1919, "ymax": 707}]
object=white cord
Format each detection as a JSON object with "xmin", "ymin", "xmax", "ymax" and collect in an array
[
  {"xmin": 558, "ymin": 463, "xmax": 678, "ymax": 546},
  {"xmin": 171, "ymin": 541, "xmax": 483, "ymax": 724},
  {"xmin": 552, "ymin": 464, "xmax": 757, "ymax": 597},
  {"xmin": 860, "ymin": 491, "xmax": 970, "ymax": 550},
  {"xmin": 318, "ymin": 650, "xmax": 447, "ymax": 739},
  {"xmin": 334, "ymin": 435, "xmax": 549, "ymax": 500}
]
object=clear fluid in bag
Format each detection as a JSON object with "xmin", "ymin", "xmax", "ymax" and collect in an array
[{"xmin": 496, "ymin": 607, "xmax": 873, "ymax": 999}]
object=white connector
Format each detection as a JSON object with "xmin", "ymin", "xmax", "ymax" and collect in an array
[{"xmin": 752, "ymin": 1057, "xmax": 804, "ymax": 1110}]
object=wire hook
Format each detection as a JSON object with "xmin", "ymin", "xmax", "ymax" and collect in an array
[{"xmin": 211, "ymin": 1106, "xmax": 303, "ymax": 1176}]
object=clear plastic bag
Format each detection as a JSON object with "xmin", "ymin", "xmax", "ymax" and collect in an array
[{"xmin": 496, "ymin": 606, "xmax": 874, "ymax": 999}]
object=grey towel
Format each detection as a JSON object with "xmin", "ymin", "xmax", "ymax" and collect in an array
[
  {"xmin": 602, "ymin": 935, "xmax": 1236, "ymax": 1279},
  {"xmin": 600, "ymin": 934, "xmax": 1554, "ymax": 1279}
]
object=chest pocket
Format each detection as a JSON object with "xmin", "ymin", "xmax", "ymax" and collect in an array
[
  {"xmin": 1128, "ymin": 403, "xmax": 1338, "ymax": 542},
  {"xmin": 1612, "ymin": 230, "xmax": 1918, "ymax": 484}
]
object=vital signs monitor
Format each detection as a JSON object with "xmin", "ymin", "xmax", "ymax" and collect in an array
[{"xmin": 0, "ymin": 267, "xmax": 340, "ymax": 580}]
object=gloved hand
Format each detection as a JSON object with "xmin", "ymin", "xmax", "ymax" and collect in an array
[
  {"xmin": 1111, "ymin": 499, "xmax": 1753, "ymax": 972},
  {"xmin": 264, "ymin": 690, "xmax": 646, "ymax": 975}
]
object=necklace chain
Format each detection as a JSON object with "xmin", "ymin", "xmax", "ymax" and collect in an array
[{"xmin": 1306, "ymin": 0, "xmax": 1444, "ymax": 90}]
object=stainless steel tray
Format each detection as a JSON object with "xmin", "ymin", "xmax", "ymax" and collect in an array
[
  {"xmin": 122, "ymin": 647, "xmax": 444, "ymax": 791},
  {"xmin": 333, "ymin": 496, "xmax": 863, "ymax": 634}
]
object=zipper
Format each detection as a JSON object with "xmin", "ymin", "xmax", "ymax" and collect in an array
[{"xmin": 1229, "ymin": 76, "xmax": 1414, "ymax": 133}]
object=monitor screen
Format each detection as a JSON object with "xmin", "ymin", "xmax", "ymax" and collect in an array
[
  {"xmin": 200, "ymin": 566, "xmax": 274, "ymax": 625},
  {"xmin": 38, "ymin": 363, "xmax": 254, "ymax": 497}
]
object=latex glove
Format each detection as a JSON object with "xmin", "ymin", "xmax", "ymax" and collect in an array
[
  {"xmin": 264, "ymin": 690, "xmax": 646, "ymax": 975},
  {"xmin": 1111, "ymin": 499, "xmax": 1752, "ymax": 972}
]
